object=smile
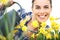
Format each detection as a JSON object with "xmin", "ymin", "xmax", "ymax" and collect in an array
[{"xmin": 38, "ymin": 14, "xmax": 48, "ymax": 20}]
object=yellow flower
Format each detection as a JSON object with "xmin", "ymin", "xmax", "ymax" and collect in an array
[
  {"xmin": 53, "ymin": 24, "xmax": 59, "ymax": 31},
  {"xmin": 31, "ymin": 33, "xmax": 35, "ymax": 38},
  {"xmin": 41, "ymin": 22, "xmax": 46, "ymax": 28},
  {"xmin": 54, "ymin": 34, "xmax": 58, "ymax": 39},
  {"xmin": 39, "ymin": 27, "xmax": 47, "ymax": 35},
  {"xmin": 15, "ymin": 25, "xmax": 21, "ymax": 29},
  {"xmin": 54, "ymin": 17, "xmax": 60, "ymax": 20},
  {"xmin": 0, "ymin": 35, "xmax": 6, "ymax": 40},
  {"xmin": 47, "ymin": 27, "xmax": 53, "ymax": 32},
  {"xmin": 51, "ymin": 21, "xmax": 57, "ymax": 27},
  {"xmin": 20, "ymin": 19, "xmax": 27, "ymax": 27},
  {"xmin": 31, "ymin": 20, "xmax": 39, "ymax": 28},
  {"xmin": 50, "ymin": 16, "xmax": 55, "ymax": 21},
  {"xmin": 50, "ymin": 16, "xmax": 59, "ymax": 21},
  {"xmin": 22, "ymin": 25, "xmax": 27, "ymax": 31},
  {"xmin": 36, "ymin": 34, "xmax": 39, "ymax": 37},
  {"xmin": 20, "ymin": 16, "xmax": 31, "ymax": 26},
  {"xmin": 46, "ymin": 33, "xmax": 52, "ymax": 39},
  {"xmin": 51, "ymin": 21, "xmax": 59, "ymax": 31},
  {"xmin": 13, "ymin": 30, "xmax": 18, "ymax": 34},
  {"xmin": 0, "ymin": 0, "xmax": 9, "ymax": 5}
]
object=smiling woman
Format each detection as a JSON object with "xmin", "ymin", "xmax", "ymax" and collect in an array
[
  {"xmin": 27, "ymin": 0, "xmax": 52, "ymax": 38},
  {"xmin": 32, "ymin": 0, "xmax": 52, "ymax": 22},
  {"xmin": 14, "ymin": 0, "xmax": 53, "ymax": 40}
]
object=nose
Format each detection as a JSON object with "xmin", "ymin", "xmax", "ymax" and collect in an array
[{"xmin": 39, "ymin": 8, "xmax": 45, "ymax": 14}]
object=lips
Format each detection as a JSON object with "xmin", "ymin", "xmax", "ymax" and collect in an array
[
  {"xmin": 40, "ymin": 16, "xmax": 45, "ymax": 18},
  {"xmin": 39, "ymin": 16, "xmax": 45, "ymax": 20},
  {"xmin": 38, "ymin": 14, "xmax": 47, "ymax": 20}
]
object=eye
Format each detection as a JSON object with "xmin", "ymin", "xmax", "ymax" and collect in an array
[
  {"xmin": 44, "ymin": 5, "xmax": 49, "ymax": 9},
  {"xmin": 35, "ymin": 5, "xmax": 41, "ymax": 9}
]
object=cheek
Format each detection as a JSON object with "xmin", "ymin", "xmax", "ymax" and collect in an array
[
  {"xmin": 32, "ymin": 9, "xmax": 38, "ymax": 15},
  {"xmin": 32, "ymin": 11, "xmax": 38, "ymax": 17},
  {"xmin": 32, "ymin": 10, "xmax": 38, "ymax": 19},
  {"xmin": 48, "ymin": 11, "xmax": 51, "ymax": 15},
  {"xmin": 45, "ymin": 9, "xmax": 51, "ymax": 15}
]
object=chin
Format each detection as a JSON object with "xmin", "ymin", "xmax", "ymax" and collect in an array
[
  {"xmin": 38, "ymin": 20, "xmax": 45, "ymax": 23},
  {"xmin": 36, "ymin": 16, "xmax": 49, "ymax": 23},
  {"xmin": 37, "ymin": 18, "xmax": 48, "ymax": 23}
]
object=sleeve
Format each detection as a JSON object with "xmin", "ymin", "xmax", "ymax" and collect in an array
[
  {"xmin": 14, "ymin": 25, "xmax": 29, "ymax": 40},
  {"xmin": 14, "ymin": 25, "xmax": 23, "ymax": 40}
]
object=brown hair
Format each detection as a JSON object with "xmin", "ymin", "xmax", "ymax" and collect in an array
[{"xmin": 32, "ymin": 0, "xmax": 52, "ymax": 7}]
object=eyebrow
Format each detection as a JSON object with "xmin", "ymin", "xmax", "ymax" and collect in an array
[
  {"xmin": 35, "ymin": 5, "xmax": 40, "ymax": 8},
  {"xmin": 35, "ymin": 4, "xmax": 49, "ymax": 6},
  {"xmin": 35, "ymin": 5, "xmax": 41, "ymax": 9},
  {"xmin": 35, "ymin": 5, "xmax": 40, "ymax": 6},
  {"xmin": 44, "ymin": 5, "xmax": 49, "ymax": 7},
  {"xmin": 44, "ymin": 5, "xmax": 49, "ymax": 6}
]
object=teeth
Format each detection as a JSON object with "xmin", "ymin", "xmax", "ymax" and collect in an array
[{"xmin": 40, "ymin": 16, "xmax": 45, "ymax": 18}]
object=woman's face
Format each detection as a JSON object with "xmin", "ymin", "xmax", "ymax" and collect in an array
[{"xmin": 32, "ymin": 0, "xmax": 52, "ymax": 22}]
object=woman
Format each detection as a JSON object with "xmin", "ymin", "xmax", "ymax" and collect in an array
[
  {"xmin": 27, "ymin": 0, "xmax": 52, "ymax": 39},
  {"xmin": 25, "ymin": 0, "xmax": 52, "ymax": 36},
  {"xmin": 31, "ymin": 0, "xmax": 52, "ymax": 22},
  {"xmin": 14, "ymin": 0, "xmax": 52, "ymax": 40}
]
